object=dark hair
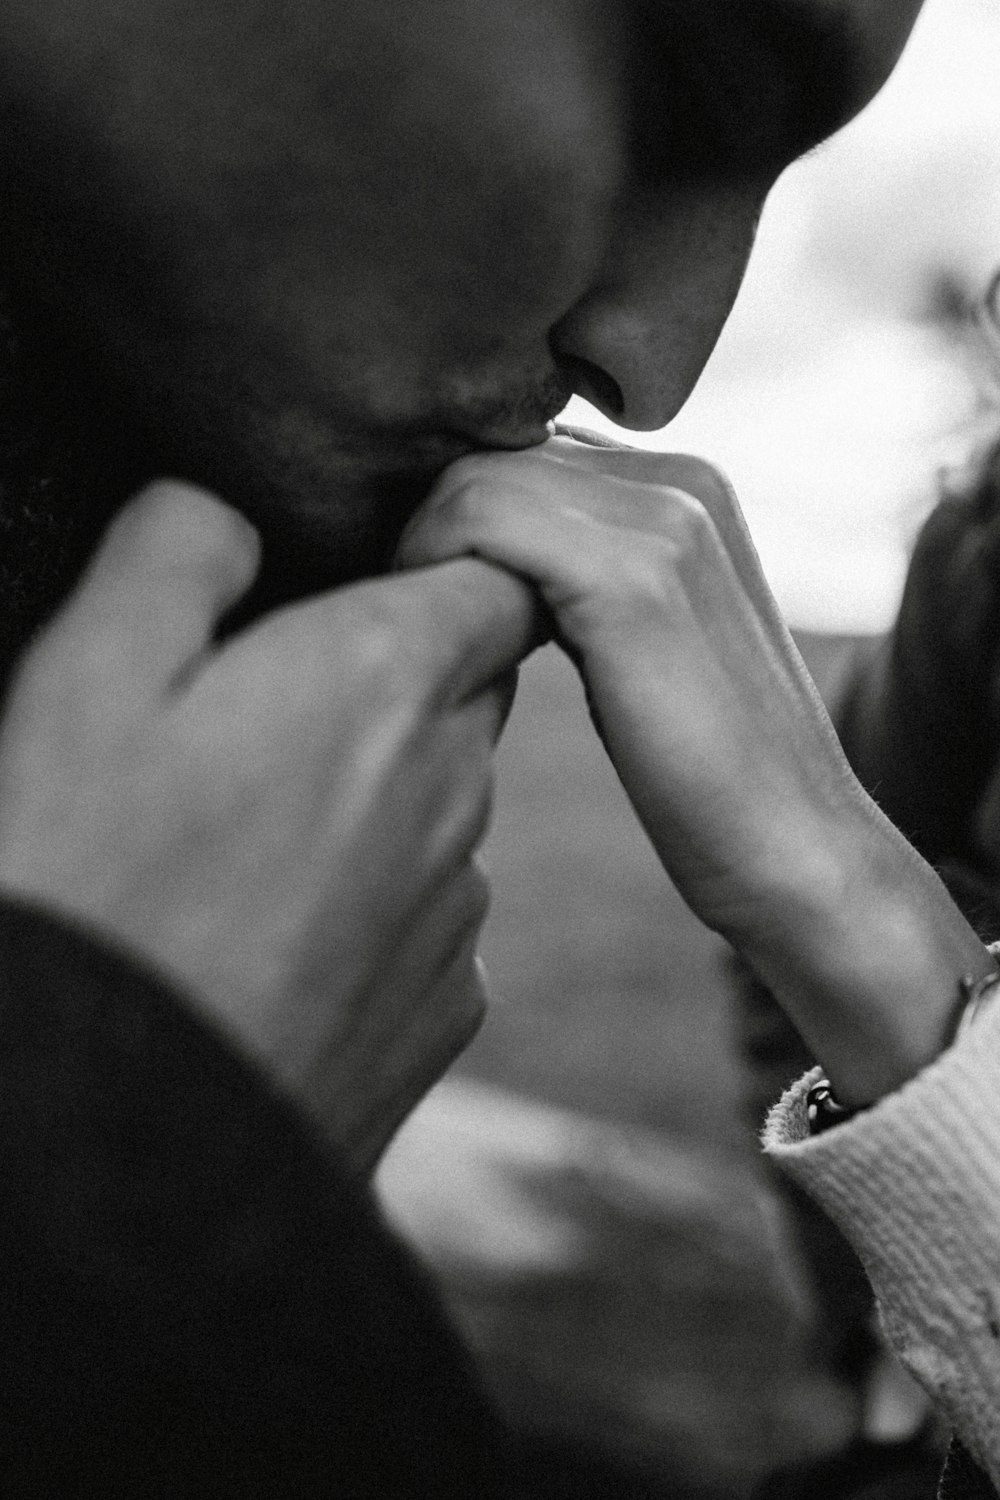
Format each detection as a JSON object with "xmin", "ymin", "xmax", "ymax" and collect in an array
[
  {"xmin": 941, "ymin": 268, "xmax": 1000, "ymax": 524},
  {"xmin": 629, "ymin": 0, "xmax": 861, "ymax": 184}
]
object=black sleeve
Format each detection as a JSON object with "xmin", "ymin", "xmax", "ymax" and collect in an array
[{"xmin": 0, "ymin": 897, "xmax": 514, "ymax": 1499}]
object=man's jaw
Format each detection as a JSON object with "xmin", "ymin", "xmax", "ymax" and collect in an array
[
  {"xmin": 221, "ymin": 415, "xmax": 564, "ymax": 627},
  {"xmin": 263, "ymin": 371, "xmax": 572, "ymax": 579}
]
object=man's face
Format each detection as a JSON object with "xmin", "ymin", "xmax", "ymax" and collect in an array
[{"xmin": 1, "ymin": 0, "xmax": 924, "ymax": 602}]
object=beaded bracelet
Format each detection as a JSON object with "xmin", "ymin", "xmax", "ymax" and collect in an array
[{"xmin": 805, "ymin": 966, "xmax": 1000, "ymax": 1137}]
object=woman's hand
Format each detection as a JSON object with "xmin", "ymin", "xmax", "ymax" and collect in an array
[
  {"xmin": 399, "ymin": 436, "xmax": 993, "ymax": 1106},
  {"xmin": 0, "ymin": 482, "xmax": 540, "ymax": 1173},
  {"xmin": 400, "ymin": 436, "xmax": 859, "ymax": 944}
]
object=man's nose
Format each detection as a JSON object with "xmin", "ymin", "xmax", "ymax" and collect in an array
[{"xmin": 549, "ymin": 189, "xmax": 763, "ymax": 431}]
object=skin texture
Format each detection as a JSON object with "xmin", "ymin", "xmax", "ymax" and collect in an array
[
  {"xmin": 0, "ymin": 483, "xmax": 541, "ymax": 1172},
  {"xmin": 399, "ymin": 438, "xmax": 995, "ymax": 1107},
  {"xmin": 0, "ymin": 0, "xmax": 938, "ymax": 1153},
  {"xmin": 0, "ymin": 0, "xmax": 925, "ymax": 610}
]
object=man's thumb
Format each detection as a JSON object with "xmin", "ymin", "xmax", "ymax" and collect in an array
[{"xmin": 50, "ymin": 481, "xmax": 260, "ymax": 698}]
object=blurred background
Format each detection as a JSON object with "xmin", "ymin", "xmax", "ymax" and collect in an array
[
  {"xmin": 379, "ymin": 3, "xmax": 1000, "ymax": 1494},
  {"xmin": 561, "ymin": 0, "xmax": 1000, "ymax": 636},
  {"xmin": 560, "ymin": 0, "xmax": 1000, "ymax": 633}
]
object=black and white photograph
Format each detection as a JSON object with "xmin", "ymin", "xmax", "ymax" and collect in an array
[{"xmin": 1, "ymin": 0, "xmax": 999, "ymax": 1494}]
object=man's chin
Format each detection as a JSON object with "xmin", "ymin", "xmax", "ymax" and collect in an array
[{"xmin": 219, "ymin": 462, "xmax": 443, "ymax": 629}]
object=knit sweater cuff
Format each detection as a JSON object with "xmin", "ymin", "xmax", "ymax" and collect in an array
[{"xmin": 762, "ymin": 993, "xmax": 1000, "ymax": 1485}]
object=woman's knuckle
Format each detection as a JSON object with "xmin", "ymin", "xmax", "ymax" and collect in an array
[
  {"xmin": 691, "ymin": 454, "xmax": 727, "ymax": 488},
  {"xmin": 668, "ymin": 493, "xmax": 716, "ymax": 555},
  {"xmin": 685, "ymin": 454, "xmax": 732, "ymax": 497},
  {"xmin": 613, "ymin": 548, "xmax": 664, "ymax": 603},
  {"xmin": 681, "ymin": 489, "xmax": 713, "ymax": 529},
  {"xmin": 443, "ymin": 455, "xmax": 490, "ymax": 496}
]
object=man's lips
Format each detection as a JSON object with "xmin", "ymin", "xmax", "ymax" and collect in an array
[
  {"xmin": 380, "ymin": 424, "xmax": 552, "ymax": 471},
  {"xmin": 462, "ymin": 420, "xmax": 557, "ymax": 451},
  {"xmin": 384, "ymin": 368, "xmax": 572, "ymax": 465},
  {"xmin": 298, "ymin": 373, "xmax": 572, "ymax": 563},
  {"xmin": 347, "ymin": 424, "xmax": 552, "ymax": 562},
  {"xmin": 362, "ymin": 420, "xmax": 556, "ymax": 498}
]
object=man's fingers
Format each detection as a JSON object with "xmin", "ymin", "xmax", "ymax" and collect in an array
[
  {"xmin": 244, "ymin": 556, "xmax": 545, "ymax": 714},
  {"xmin": 394, "ymin": 559, "xmax": 546, "ymax": 703},
  {"xmin": 51, "ymin": 481, "xmax": 260, "ymax": 696}
]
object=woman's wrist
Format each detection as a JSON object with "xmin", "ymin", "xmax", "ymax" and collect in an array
[{"xmin": 734, "ymin": 795, "xmax": 995, "ymax": 1110}]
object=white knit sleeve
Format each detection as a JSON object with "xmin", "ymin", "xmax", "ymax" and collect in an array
[{"xmin": 762, "ymin": 996, "xmax": 1000, "ymax": 1486}]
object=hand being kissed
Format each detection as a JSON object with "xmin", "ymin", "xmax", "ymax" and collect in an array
[
  {"xmin": 398, "ymin": 433, "xmax": 994, "ymax": 1107},
  {"xmin": 398, "ymin": 432, "xmax": 861, "ymax": 950}
]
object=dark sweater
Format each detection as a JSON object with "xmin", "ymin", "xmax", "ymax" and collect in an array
[{"xmin": 0, "ymin": 897, "xmax": 514, "ymax": 1497}]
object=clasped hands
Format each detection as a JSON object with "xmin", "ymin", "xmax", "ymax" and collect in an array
[{"xmin": 0, "ymin": 438, "xmax": 989, "ymax": 1174}]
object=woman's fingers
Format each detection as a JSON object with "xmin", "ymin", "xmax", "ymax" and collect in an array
[
  {"xmin": 407, "ymin": 443, "xmax": 824, "ymax": 726},
  {"xmin": 398, "ymin": 470, "xmax": 602, "ymax": 596},
  {"xmin": 546, "ymin": 438, "xmax": 787, "ymax": 632},
  {"xmin": 402, "ymin": 440, "xmax": 761, "ymax": 595},
  {"xmin": 398, "ymin": 445, "xmax": 774, "ymax": 655}
]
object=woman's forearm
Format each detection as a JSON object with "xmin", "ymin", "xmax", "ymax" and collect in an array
[
  {"xmin": 396, "ymin": 439, "xmax": 998, "ymax": 1110},
  {"xmin": 736, "ymin": 795, "xmax": 995, "ymax": 1109}
]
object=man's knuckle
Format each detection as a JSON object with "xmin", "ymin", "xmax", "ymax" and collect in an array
[
  {"xmin": 353, "ymin": 584, "xmax": 462, "ymax": 694},
  {"xmin": 337, "ymin": 596, "xmax": 415, "ymax": 686}
]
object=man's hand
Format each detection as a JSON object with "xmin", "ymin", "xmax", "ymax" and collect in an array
[{"xmin": 0, "ymin": 482, "xmax": 539, "ymax": 1173}]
